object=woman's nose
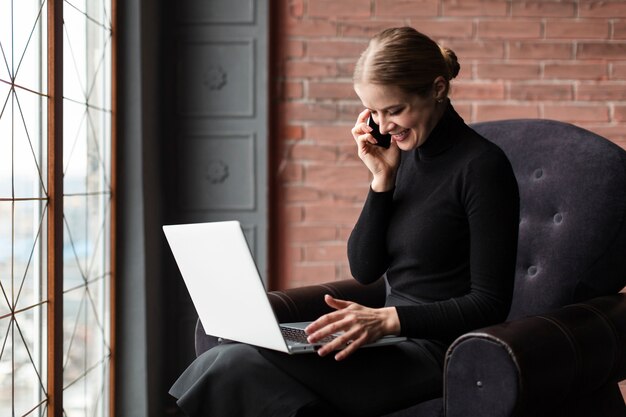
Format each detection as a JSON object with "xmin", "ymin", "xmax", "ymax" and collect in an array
[{"xmin": 378, "ymin": 115, "xmax": 393, "ymax": 135}]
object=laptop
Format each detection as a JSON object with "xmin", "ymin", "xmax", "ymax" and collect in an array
[{"xmin": 163, "ymin": 220, "xmax": 406, "ymax": 354}]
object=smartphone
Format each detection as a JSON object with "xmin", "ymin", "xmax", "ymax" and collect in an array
[{"xmin": 367, "ymin": 116, "xmax": 392, "ymax": 149}]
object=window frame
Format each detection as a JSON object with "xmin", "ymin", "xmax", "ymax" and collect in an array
[{"xmin": 46, "ymin": 1, "xmax": 117, "ymax": 416}]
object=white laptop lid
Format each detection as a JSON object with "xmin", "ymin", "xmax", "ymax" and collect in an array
[{"xmin": 163, "ymin": 221, "xmax": 289, "ymax": 353}]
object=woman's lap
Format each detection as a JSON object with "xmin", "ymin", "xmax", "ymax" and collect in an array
[{"xmin": 170, "ymin": 339, "xmax": 445, "ymax": 417}]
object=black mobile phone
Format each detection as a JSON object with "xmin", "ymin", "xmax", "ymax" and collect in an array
[{"xmin": 367, "ymin": 116, "xmax": 392, "ymax": 149}]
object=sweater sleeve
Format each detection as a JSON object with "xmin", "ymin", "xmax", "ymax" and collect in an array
[
  {"xmin": 347, "ymin": 187, "xmax": 395, "ymax": 284},
  {"xmin": 395, "ymin": 149, "xmax": 520, "ymax": 341}
]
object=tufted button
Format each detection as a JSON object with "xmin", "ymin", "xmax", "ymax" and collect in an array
[
  {"xmin": 476, "ymin": 381, "xmax": 483, "ymax": 388},
  {"xmin": 534, "ymin": 168, "xmax": 543, "ymax": 179},
  {"xmin": 528, "ymin": 265, "xmax": 538, "ymax": 276},
  {"xmin": 553, "ymin": 213, "xmax": 563, "ymax": 224}
]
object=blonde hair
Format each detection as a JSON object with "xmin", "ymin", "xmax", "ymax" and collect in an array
[{"xmin": 354, "ymin": 27, "xmax": 460, "ymax": 96}]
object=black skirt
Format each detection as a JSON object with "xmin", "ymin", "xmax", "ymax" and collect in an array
[{"xmin": 169, "ymin": 338, "xmax": 445, "ymax": 417}]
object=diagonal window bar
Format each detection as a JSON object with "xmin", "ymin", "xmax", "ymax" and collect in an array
[
  {"xmin": 62, "ymin": 273, "xmax": 107, "ymax": 295},
  {"xmin": 86, "ymin": 287, "xmax": 111, "ymax": 352},
  {"xmin": 62, "ymin": 215, "xmax": 88, "ymax": 283},
  {"xmin": 9, "ymin": 80, "xmax": 49, "ymax": 98},
  {"xmin": 62, "ymin": 355, "xmax": 109, "ymax": 391},
  {"xmin": 13, "ymin": 205, "xmax": 47, "ymax": 309},
  {"xmin": 86, "ymin": 202, "xmax": 111, "ymax": 280},
  {"xmin": 22, "ymin": 399, "xmax": 48, "ymax": 417},
  {"xmin": 0, "ymin": 300, "xmax": 49, "ymax": 321},
  {"xmin": 14, "ymin": 91, "xmax": 48, "ymax": 195},
  {"xmin": 85, "ymin": 110, "xmax": 112, "ymax": 190},
  {"xmin": 64, "ymin": 1, "xmax": 110, "ymax": 31},
  {"xmin": 13, "ymin": 0, "xmax": 47, "ymax": 83},
  {"xmin": 61, "ymin": 22, "xmax": 87, "ymax": 99},
  {"xmin": 85, "ymin": 33, "xmax": 112, "ymax": 103},
  {"xmin": 0, "ymin": 39, "xmax": 11, "ymax": 81},
  {"xmin": 62, "ymin": 289, "xmax": 85, "ymax": 371},
  {"xmin": 62, "ymin": 107, "xmax": 87, "ymax": 176},
  {"xmin": 14, "ymin": 314, "xmax": 47, "ymax": 394}
]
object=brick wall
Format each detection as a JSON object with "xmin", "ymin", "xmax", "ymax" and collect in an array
[{"xmin": 270, "ymin": 0, "xmax": 626, "ymax": 290}]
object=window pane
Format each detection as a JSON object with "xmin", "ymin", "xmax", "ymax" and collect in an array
[
  {"xmin": 62, "ymin": 0, "xmax": 112, "ymax": 415},
  {"xmin": 0, "ymin": 1, "xmax": 48, "ymax": 415}
]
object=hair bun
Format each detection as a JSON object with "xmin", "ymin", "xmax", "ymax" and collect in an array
[{"xmin": 441, "ymin": 46, "xmax": 460, "ymax": 80}]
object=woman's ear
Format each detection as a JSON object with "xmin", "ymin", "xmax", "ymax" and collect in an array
[{"xmin": 433, "ymin": 76, "xmax": 449, "ymax": 101}]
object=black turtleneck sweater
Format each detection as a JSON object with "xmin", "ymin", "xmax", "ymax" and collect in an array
[{"xmin": 347, "ymin": 103, "xmax": 519, "ymax": 342}]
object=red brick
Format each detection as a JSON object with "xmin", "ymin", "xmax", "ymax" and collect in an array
[
  {"xmin": 305, "ymin": 205, "xmax": 362, "ymax": 224},
  {"xmin": 286, "ymin": 205, "xmax": 304, "ymax": 222},
  {"xmin": 308, "ymin": 0, "xmax": 371, "ymax": 18},
  {"xmin": 545, "ymin": 20, "xmax": 608, "ymax": 39},
  {"xmin": 478, "ymin": 21, "xmax": 542, "ymax": 39},
  {"xmin": 578, "ymin": 43, "xmax": 626, "ymax": 60},
  {"xmin": 283, "ymin": 124, "xmax": 304, "ymax": 140},
  {"xmin": 340, "ymin": 20, "xmax": 401, "ymax": 38},
  {"xmin": 408, "ymin": 19, "xmax": 474, "ymax": 39},
  {"xmin": 338, "ymin": 226, "xmax": 354, "ymax": 241},
  {"xmin": 580, "ymin": 1, "xmax": 626, "ymax": 18},
  {"xmin": 285, "ymin": 17, "xmax": 338, "ymax": 36},
  {"xmin": 287, "ymin": 40, "xmax": 305, "ymax": 58},
  {"xmin": 279, "ymin": 162, "xmax": 304, "ymax": 182},
  {"xmin": 450, "ymin": 81, "xmax": 505, "ymax": 100},
  {"xmin": 577, "ymin": 83, "xmax": 626, "ymax": 101},
  {"xmin": 509, "ymin": 42, "xmax": 574, "ymax": 60},
  {"xmin": 287, "ymin": 226, "xmax": 337, "ymax": 242},
  {"xmin": 509, "ymin": 83, "xmax": 573, "ymax": 101},
  {"xmin": 336, "ymin": 103, "xmax": 369, "ymax": 123},
  {"xmin": 307, "ymin": 40, "xmax": 368, "ymax": 58},
  {"xmin": 285, "ymin": 60, "xmax": 339, "ymax": 78},
  {"xmin": 337, "ymin": 61, "xmax": 357, "ymax": 77},
  {"xmin": 306, "ymin": 165, "xmax": 369, "ymax": 186},
  {"xmin": 544, "ymin": 104, "xmax": 610, "ymax": 123},
  {"xmin": 477, "ymin": 63, "xmax": 541, "ymax": 80},
  {"xmin": 338, "ymin": 263, "xmax": 354, "ymax": 280},
  {"xmin": 443, "ymin": 0, "xmax": 508, "ymax": 17},
  {"xmin": 306, "ymin": 125, "xmax": 354, "ymax": 144},
  {"xmin": 375, "ymin": 0, "xmax": 439, "ymax": 17},
  {"xmin": 475, "ymin": 104, "xmax": 540, "ymax": 121},
  {"xmin": 583, "ymin": 125, "xmax": 626, "ymax": 144},
  {"xmin": 284, "ymin": 186, "xmax": 323, "ymax": 202},
  {"xmin": 288, "ymin": 263, "xmax": 337, "ymax": 285},
  {"xmin": 614, "ymin": 21, "xmax": 626, "ymax": 40},
  {"xmin": 512, "ymin": 2, "xmax": 575, "ymax": 17},
  {"xmin": 447, "ymin": 41, "xmax": 506, "ymax": 59},
  {"xmin": 304, "ymin": 244, "xmax": 347, "ymax": 262},
  {"xmin": 615, "ymin": 105, "xmax": 626, "ymax": 122},
  {"xmin": 289, "ymin": 0, "xmax": 304, "ymax": 17},
  {"xmin": 291, "ymin": 143, "xmax": 338, "ymax": 162},
  {"xmin": 612, "ymin": 63, "xmax": 626, "ymax": 79},
  {"xmin": 308, "ymin": 82, "xmax": 357, "ymax": 100},
  {"xmin": 337, "ymin": 143, "xmax": 363, "ymax": 165},
  {"xmin": 283, "ymin": 81, "xmax": 303, "ymax": 99},
  {"xmin": 282, "ymin": 102, "xmax": 338, "ymax": 121},
  {"xmin": 544, "ymin": 62, "xmax": 607, "ymax": 81}
]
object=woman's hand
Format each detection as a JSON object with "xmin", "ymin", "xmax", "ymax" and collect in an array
[
  {"xmin": 304, "ymin": 295, "xmax": 401, "ymax": 361},
  {"xmin": 351, "ymin": 109, "xmax": 401, "ymax": 192}
]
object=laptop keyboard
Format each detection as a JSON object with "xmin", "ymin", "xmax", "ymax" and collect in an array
[{"xmin": 280, "ymin": 326, "xmax": 336, "ymax": 344}]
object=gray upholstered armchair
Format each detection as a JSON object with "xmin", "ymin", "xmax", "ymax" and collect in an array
[{"xmin": 195, "ymin": 119, "xmax": 626, "ymax": 417}]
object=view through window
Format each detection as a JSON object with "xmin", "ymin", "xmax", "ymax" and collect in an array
[{"xmin": 0, "ymin": 1, "xmax": 114, "ymax": 415}]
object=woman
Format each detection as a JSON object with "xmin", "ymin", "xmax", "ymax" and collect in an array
[{"xmin": 170, "ymin": 26, "xmax": 519, "ymax": 417}]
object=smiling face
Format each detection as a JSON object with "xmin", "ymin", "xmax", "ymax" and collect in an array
[{"xmin": 354, "ymin": 82, "xmax": 446, "ymax": 151}]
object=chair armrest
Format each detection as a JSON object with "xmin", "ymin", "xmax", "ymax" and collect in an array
[
  {"xmin": 195, "ymin": 278, "xmax": 387, "ymax": 356},
  {"xmin": 444, "ymin": 293, "xmax": 626, "ymax": 417},
  {"xmin": 267, "ymin": 278, "xmax": 387, "ymax": 323}
]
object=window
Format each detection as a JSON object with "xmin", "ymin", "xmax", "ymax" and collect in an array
[{"xmin": 0, "ymin": 1, "xmax": 115, "ymax": 415}]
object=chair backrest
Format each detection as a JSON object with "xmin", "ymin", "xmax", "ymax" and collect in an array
[{"xmin": 472, "ymin": 120, "xmax": 626, "ymax": 320}]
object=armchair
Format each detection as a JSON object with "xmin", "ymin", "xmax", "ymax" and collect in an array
[{"xmin": 196, "ymin": 119, "xmax": 626, "ymax": 416}]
